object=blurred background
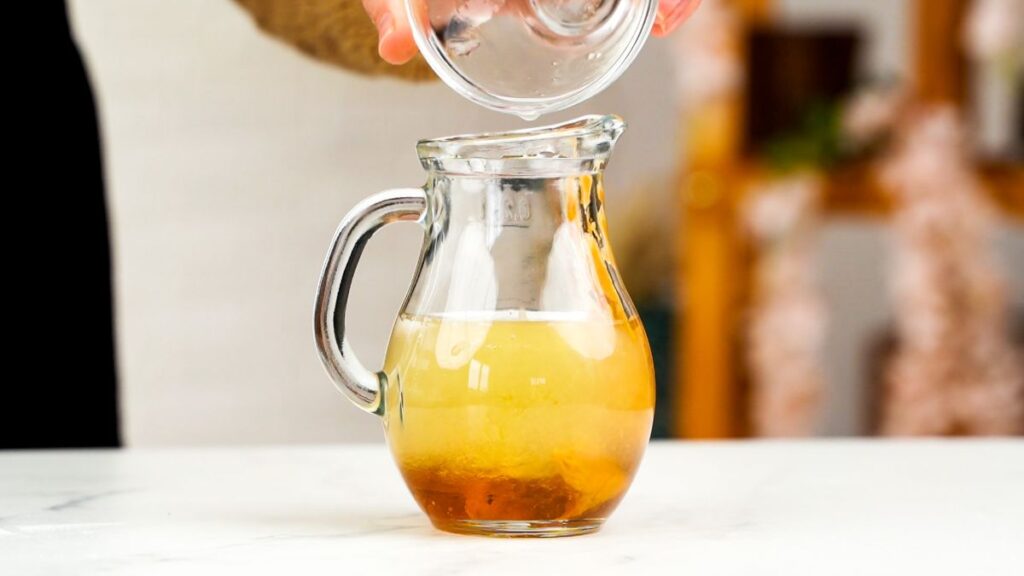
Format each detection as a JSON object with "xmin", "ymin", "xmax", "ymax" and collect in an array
[{"xmin": 7, "ymin": 0, "xmax": 1020, "ymax": 448}]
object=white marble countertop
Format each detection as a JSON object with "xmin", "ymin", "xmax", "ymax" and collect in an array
[{"xmin": 1, "ymin": 441, "xmax": 1021, "ymax": 575}]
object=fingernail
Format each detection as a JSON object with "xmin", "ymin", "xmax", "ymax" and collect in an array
[
  {"xmin": 377, "ymin": 12, "xmax": 395, "ymax": 50},
  {"xmin": 653, "ymin": 14, "xmax": 665, "ymax": 36}
]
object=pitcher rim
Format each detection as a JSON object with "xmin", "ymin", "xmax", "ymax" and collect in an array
[{"xmin": 416, "ymin": 115, "xmax": 625, "ymax": 176}]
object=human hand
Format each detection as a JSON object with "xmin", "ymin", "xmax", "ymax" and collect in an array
[
  {"xmin": 362, "ymin": 0, "xmax": 702, "ymax": 65},
  {"xmin": 652, "ymin": 0, "xmax": 701, "ymax": 37}
]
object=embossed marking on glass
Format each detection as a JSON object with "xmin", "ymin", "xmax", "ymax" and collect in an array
[{"xmin": 314, "ymin": 115, "xmax": 655, "ymax": 537}]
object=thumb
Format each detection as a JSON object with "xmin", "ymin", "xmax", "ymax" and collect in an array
[{"xmin": 362, "ymin": 0, "xmax": 419, "ymax": 64}]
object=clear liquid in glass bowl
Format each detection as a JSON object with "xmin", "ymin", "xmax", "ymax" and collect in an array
[{"xmin": 409, "ymin": 0, "xmax": 657, "ymax": 119}]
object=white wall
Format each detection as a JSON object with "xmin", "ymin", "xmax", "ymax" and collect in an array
[
  {"xmin": 69, "ymin": 0, "xmax": 679, "ymax": 446},
  {"xmin": 70, "ymin": 0, "xmax": 1021, "ymax": 445},
  {"xmin": 777, "ymin": 0, "xmax": 911, "ymax": 79}
]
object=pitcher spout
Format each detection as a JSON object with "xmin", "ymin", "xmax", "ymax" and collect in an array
[{"xmin": 416, "ymin": 115, "xmax": 626, "ymax": 177}]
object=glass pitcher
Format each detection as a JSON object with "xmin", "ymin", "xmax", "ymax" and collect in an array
[{"xmin": 314, "ymin": 115, "xmax": 654, "ymax": 537}]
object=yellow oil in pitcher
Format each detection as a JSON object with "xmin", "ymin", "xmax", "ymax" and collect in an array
[{"xmin": 382, "ymin": 312, "xmax": 654, "ymax": 531}]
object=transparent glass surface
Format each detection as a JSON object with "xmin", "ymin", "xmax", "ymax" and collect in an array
[
  {"xmin": 314, "ymin": 115, "xmax": 654, "ymax": 536},
  {"xmin": 383, "ymin": 115, "xmax": 655, "ymax": 536},
  {"xmin": 407, "ymin": 0, "xmax": 658, "ymax": 118}
]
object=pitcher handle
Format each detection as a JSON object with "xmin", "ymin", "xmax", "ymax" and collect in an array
[{"xmin": 314, "ymin": 188, "xmax": 427, "ymax": 415}]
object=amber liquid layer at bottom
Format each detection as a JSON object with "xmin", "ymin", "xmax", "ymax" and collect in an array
[
  {"xmin": 383, "ymin": 314, "xmax": 655, "ymax": 536},
  {"xmin": 401, "ymin": 466, "xmax": 628, "ymax": 525}
]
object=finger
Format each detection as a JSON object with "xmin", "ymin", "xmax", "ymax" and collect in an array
[
  {"xmin": 652, "ymin": 0, "xmax": 702, "ymax": 37},
  {"xmin": 362, "ymin": 0, "xmax": 419, "ymax": 64}
]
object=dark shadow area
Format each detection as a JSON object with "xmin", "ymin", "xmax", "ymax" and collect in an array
[{"xmin": 3, "ymin": 1, "xmax": 119, "ymax": 449}]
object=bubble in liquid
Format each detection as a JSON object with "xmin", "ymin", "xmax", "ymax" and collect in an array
[
  {"xmin": 586, "ymin": 52, "xmax": 601, "ymax": 61},
  {"xmin": 517, "ymin": 110, "xmax": 541, "ymax": 121}
]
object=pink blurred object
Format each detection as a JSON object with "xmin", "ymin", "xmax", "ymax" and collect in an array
[
  {"xmin": 963, "ymin": 0, "xmax": 1023, "ymax": 63},
  {"xmin": 881, "ymin": 107, "xmax": 1024, "ymax": 436},
  {"xmin": 668, "ymin": 0, "xmax": 740, "ymax": 105},
  {"xmin": 745, "ymin": 175, "xmax": 827, "ymax": 437},
  {"xmin": 842, "ymin": 85, "xmax": 908, "ymax": 147}
]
